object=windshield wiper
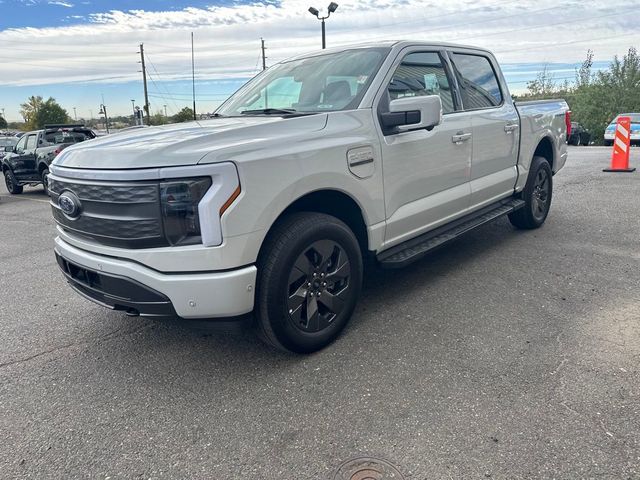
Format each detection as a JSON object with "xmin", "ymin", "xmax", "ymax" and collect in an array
[{"xmin": 240, "ymin": 108, "xmax": 298, "ymax": 115}]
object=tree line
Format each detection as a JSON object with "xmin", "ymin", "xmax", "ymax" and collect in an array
[
  {"xmin": 514, "ymin": 47, "xmax": 640, "ymax": 145},
  {"xmin": 3, "ymin": 96, "xmax": 196, "ymax": 131}
]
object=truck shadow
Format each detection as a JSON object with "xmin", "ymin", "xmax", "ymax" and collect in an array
[{"xmin": 139, "ymin": 217, "xmax": 524, "ymax": 368}]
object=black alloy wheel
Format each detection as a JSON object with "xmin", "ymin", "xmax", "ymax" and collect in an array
[
  {"xmin": 286, "ymin": 239, "xmax": 352, "ymax": 333},
  {"xmin": 508, "ymin": 155, "xmax": 553, "ymax": 230},
  {"xmin": 42, "ymin": 168, "xmax": 50, "ymax": 196},
  {"xmin": 531, "ymin": 168, "xmax": 550, "ymax": 223},
  {"xmin": 256, "ymin": 212, "xmax": 363, "ymax": 353}
]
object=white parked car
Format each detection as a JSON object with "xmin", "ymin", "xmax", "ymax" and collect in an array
[
  {"xmin": 50, "ymin": 41, "xmax": 569, "ymax": 352},
  {"xmin": 604, "ymin": 113, "xmax": 640, "ymax": 146}
]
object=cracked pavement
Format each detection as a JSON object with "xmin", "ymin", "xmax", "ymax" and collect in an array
[{"xmin": 0, "ymin": 147, "xmax": 639, "ymax": 479}]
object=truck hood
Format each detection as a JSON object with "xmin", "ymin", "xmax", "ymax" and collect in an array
[{"xmin": 53, "ymin": 115, "xmax": 328, "ymax": 170}]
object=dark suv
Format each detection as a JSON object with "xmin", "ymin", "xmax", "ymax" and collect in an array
[{"xmin": 2, "ymin": 125, "xmax": 96, "ymax": 195}]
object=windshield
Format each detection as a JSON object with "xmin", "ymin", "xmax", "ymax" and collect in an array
[
  {"xmin": 613, "ymin": 113, "xmax": 640, "ymax": 124},
  {"xmin": 216, "ymin": 48, "xmax": 390, "ymax": 116}
]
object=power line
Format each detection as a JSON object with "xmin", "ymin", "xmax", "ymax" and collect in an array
[
  {"xmin": 494, "ymin": 31, "xmax": 640, "ymax": 55},
  {"xmin": 144, "ymin": 53, "xmax": 182, "ymax": 115}
]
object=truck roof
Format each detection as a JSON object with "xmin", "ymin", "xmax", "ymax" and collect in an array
[{"xmin": 282, "ymin": 40, "xmax": 491, "ymax": 62}]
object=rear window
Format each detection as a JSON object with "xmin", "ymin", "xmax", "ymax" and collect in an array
[
  {"xmin": 43, "ymin": 130, "xmax": 92, "ymax": 145},
  {"xmin": 450, "ymin": 53, "xmax": 503, "ymax": 109},
  {"xmin": 0, "ymin": 137, "xmax": 17, "ymax": 147}
]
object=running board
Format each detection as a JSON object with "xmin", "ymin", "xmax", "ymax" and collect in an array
[{"xmin": 377, "ymin": 198, "xmax": 525, "ymax": 269}]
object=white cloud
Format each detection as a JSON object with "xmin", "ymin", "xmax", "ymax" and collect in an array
[
  {"xmin": 0, "ymin": 1, "xmax": 637, "ymax": 92},
  {"xmin": 48, "ymin": 1, "xmax": 74, "ymax": 7}
]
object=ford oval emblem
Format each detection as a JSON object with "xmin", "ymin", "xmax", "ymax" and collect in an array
[{"xmin": 58, "ymin": 192, "xmax": 81, "ymax": 218}]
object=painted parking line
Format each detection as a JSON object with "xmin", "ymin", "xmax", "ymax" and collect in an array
[{"xmin": 0, "ymin": 195, "xmax": 51, "ymax": 204}]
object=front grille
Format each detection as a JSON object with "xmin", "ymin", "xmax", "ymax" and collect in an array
[
  {"xmin": 48, "ymin": 178, "xmax": 158, "ymax": 203},
  {"xmin": 49, "ymin": 173, "xmax": 168, "ymax": 248}
]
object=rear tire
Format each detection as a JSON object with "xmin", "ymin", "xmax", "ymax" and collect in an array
[
  {"xmin": 509, "ymin": 156, "xmax": 553, "ymax": 230},
  {"xmin": 255, "ymin": 212, "xmax": 363, "ymax": 353},
  {"xmin": 4, "ymin": 169, "xmax": 23, "ymax": 195},
  {"xmin": 41, "ymin": 168, "xmax": 50, "ymax": 196}
]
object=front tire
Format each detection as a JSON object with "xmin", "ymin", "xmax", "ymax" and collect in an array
[
  {"xmin": 509, "ymin": 156, "xmax": 553, "ymax": 230},
  {"xmin": 4, "ymin": 169, "xmax": 23, "ymax": 195},
  {"xmin": 255, "ymin": 212, "xmax": 363, "ymax": 353}
]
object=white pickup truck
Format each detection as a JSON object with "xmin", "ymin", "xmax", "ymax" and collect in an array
[{"xmin": 50, "ymin": 41, "xmax": 569, "ymax": 353}]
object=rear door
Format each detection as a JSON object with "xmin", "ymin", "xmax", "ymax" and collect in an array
[
  {"xmin": 448, "ymin": 50, "xmax": 519, "ymax": 209},
  {"xmin": 376, "ymin": 48, "xmax": 472, "ymax": 248}
]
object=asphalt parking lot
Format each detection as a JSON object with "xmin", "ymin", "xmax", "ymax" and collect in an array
[{"xmin": 1, "ymin": 146, "xmax": 639, "ymax": 479}]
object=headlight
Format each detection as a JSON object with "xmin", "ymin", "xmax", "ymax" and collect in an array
[{"xmin": 160, "ymin": 177, "xmax": 212, "ymax": 246}]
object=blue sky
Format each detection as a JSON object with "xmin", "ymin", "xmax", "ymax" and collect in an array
[
  {"xmin": 0, "ymin": 0, "xmax": 240, "ymax": 29},
  {"xmin": 0, "ymin": 0, "xmax": 637, "ymax": 122}
]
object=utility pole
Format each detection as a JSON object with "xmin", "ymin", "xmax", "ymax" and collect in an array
[
  {"xmin": 261, "ymin": 38, "xmax": 267, "ymax": 71},
  {"xmin": 163, "ymin": 104, "xmax": 168, "ymax": 119},
  {"xmin": 73, "ymin": 107, "xmax": 77, "ymax": 121},
  {"xmin": 191, "ymin": 32, "xmax": 196, "ymax": 121},
  {"xmin": 139, "ymin": 43, "xmax": 150, "ymax": 124}
]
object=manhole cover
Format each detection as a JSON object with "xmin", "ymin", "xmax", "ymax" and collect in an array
[{"xmin": 333, "ymin": 456, "xmax": 405, "ymax": 480}]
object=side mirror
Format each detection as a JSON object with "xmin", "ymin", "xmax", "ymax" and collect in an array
[
  {"xmin": 4, "ymin": 146, "xmax": 13, "ymax": 153},
  {"xmin": 381, "ymin": 95, "xmax": 443, "ymax": 132}
]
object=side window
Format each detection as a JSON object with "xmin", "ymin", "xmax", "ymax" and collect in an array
[
  {"xmin": 15, "ymin": 136, "xmax": 28, "ymax": 153},
  {"xmin": 25, "ymin": 135, "xmax": 37, "ymax": 150},
  {"xmin": 450, "ymin": 53, "xmax": 503, "ymax": 109},
  {"xmin": 387, "ymin": 52, "xmax": 456, "ymax": 114}
]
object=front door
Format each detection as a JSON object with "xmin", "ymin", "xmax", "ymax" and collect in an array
[
  {"xmin": 376, "ymin": 49, "xmax": 472, "ymax": 248},
  {"xmin": 9, "ymin": 134, "xmax": 38, "ymax": 181}
]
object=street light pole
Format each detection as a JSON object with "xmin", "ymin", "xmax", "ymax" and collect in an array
[
  {"xmin": 73, "ymin": 107, "xmax": 77, "ymax": 121},
  {"xmin": 308, "ymin": 2, "xmax": 338, "ymax": 49},
  {"xmin": 99, "ymin": 104, "xmax": 110, "ymax": 134}
]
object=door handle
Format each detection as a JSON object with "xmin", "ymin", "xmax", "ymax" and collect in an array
[
  {"xmin": 452, "ymin": 132, "xmax": 472, "ymax": 144},
  {"xmin": 504, "ymin": 124, "xmax": 519, "ymax": 133}
]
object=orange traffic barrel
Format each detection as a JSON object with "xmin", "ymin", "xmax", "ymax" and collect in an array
[{"xmin": 603, "ymin": 116, "xmax": 636, "ymax": 172}]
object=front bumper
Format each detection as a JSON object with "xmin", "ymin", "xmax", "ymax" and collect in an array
[{"xmin": 54, "ymin": 237, "xmax": 257, "ymax": 319}]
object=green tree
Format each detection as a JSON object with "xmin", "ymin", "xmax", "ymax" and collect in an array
[
  {"xmin": 36, "ymin": 98, "xmax": 70, "ymax": 128},
  {"xmin": 20, "ymin": 95, "xmax": 44, "ymax": 130},
  {"xmin": 171, "ymin": 107, "xmax": 194, "ymax": 123},
  {"xmin": 521, "ymin": 47, "xmax": 640, "ymax": 144},
  {"xmin": 525, "ymin": 66, "xmax": 557, "ymax": 98},
  {"xmin": 19, "ymin": 96, "xmax": 69, "ymax": 129},
  {"xmin": 148, "ymin": 110, "xmax": 167, "ymax": 126},
  {"xmin": 572, "ymin": 47, "xmax": 640, "ymax": 144},
  {"xmin": 0, "ymin": 116, "xmax": 7, "ymax": 129}
]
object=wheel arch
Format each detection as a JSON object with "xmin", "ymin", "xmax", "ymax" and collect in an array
[
  {"xmin": 37, "ymin": 160, "xmax": 50, "ymax": 174},
  {"xmin": 259, "ymin": 189, "xmax": 370, "ymax": 260},
  {"xmin": 533, "ymin": 136, "xmax": 555, "ymax": 171}
]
